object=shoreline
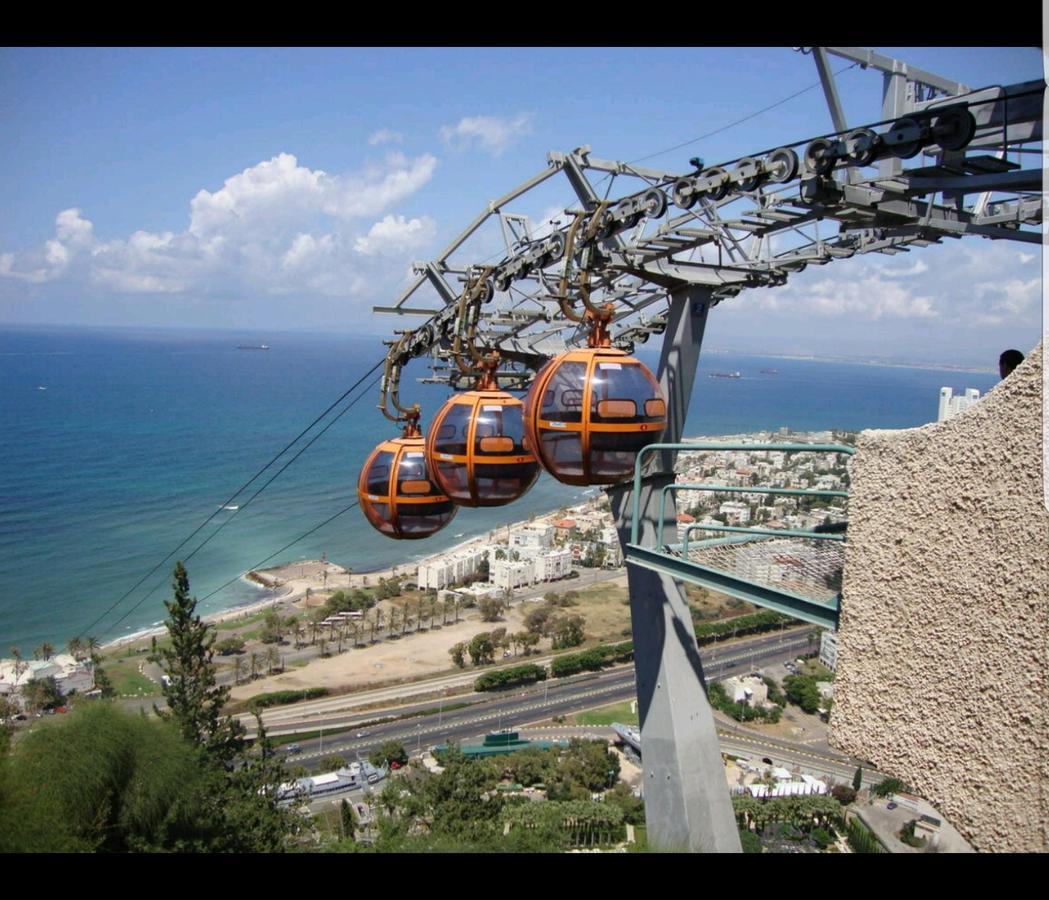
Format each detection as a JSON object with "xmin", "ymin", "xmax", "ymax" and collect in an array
[{"xmin": 98, "ymin": 426, "xmax": 839, "ymax": 654}]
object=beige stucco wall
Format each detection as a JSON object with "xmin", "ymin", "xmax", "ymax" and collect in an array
[{"xmin": 831, "ymin": 342, "xmax": 1047, "ymax": 852}]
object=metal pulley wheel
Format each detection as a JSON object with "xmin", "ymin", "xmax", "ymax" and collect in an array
[
  {"xmin": 765, "ymin": 147, "xmax": 799, "ymax": 183},
  {"xmin": 476, "ymin": 278, "xmax": 495, "ymax": 304},
  {"xmin": 931, "ymin": 108, "xmax": 976, "ymax": 151},
  {"xmin": 702, "ymin": 167, "xmax": 730, "ymax": 201},
  {"xmin": 734, "ymin": 157, "xmax": 763, "ymax": 192},
  {"xmin": 844, "ymin": 128, "xmax": 879, "ymax": 167},
  {"xmin": 804, "ymin": 138, "xmax": 837, "ymax": 175},
  {"xmin": 494, "ymin": 272, "xmax": 512, "ymax": 293},
  {"xmin": 545, "ymin": 231, "xmax": 565, "ymax": 262},
  {"xmin": 884, "ymin": 117, "xmax": 925, "ymax": 159},
  {"xmin": 673, "ymin": 176, "xmax": 698, "ymax": 209},
  {"xmin": 410, "ymin": 324, "xmax": 435, "ymax": 355},
  {"xmin": 640, "ymin": 188, "xmax": 667, "ymax": 220},
  {"xmin": 595, "ymin": 208, "xmax": 618, "ymax": 240}
]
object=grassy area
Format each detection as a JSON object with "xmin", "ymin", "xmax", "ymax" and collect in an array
[
  {"xmin": 799, "ymin": 659, "xmax": 834, "ymax": 681},
  {"xmin": 575, "ymin": 701, "xmax": 638, "ymax": 727},
  {"xmin": 105, "ymin": 660, "xmax": 159, "ymax": 696}
]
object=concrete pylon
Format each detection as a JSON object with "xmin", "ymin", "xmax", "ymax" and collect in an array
[{"xmin": 608, "ymin": 285, "xmax": 741, "ymax": 852}]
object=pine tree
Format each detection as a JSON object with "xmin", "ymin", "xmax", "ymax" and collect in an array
[{"xmin": 158, "ymin": 562, "xmax": 243, "ymax": 762}]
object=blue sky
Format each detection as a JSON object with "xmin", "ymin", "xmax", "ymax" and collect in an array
[{"xmin": 1, "ymin": 46, "xmax": 1043, "ymax": 365}]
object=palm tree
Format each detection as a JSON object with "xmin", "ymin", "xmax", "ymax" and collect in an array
[
  {"xmin": 389, "ymin": 607, "xmax": 401, "ymax": 638},
  {"xmin": 453, "ymin": 598, "xmax": 461, "ymax": 624},
  {"xmin": 249, "ymin": 652, "xmax": 260, "ymax": 680},
  {"xmin": 292, "ymin": 621, "xmax": 305, "ymax": 650},
  {"xmin": 67, "ymin": 637, "xmax": 85, "ymax": 661},
  {"xmin": 234, "ymin": 656, "xmax": 248, "ymax": 685},
  {"xmin": 10, "ymin": 647, "xmax": 27, "ymax": 681},
  {"xmin": 318, "ymin": 636, "xmax": 329, "ymax": 658},
  {"xmin": 428, "ymin": 596, "xmax": 437, "ymax": 630},
  {"xmin": 401, "ymin": 604, "xmax": 412, "ymax": 637},
  {"xmin": 264, "ymin": 645, "xmax": 279, "ymax": 675}
]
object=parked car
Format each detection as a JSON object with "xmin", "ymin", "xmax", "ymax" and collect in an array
[{"xmin": 286, "ymin": 744, "xmax": 302, "ymax": 754}]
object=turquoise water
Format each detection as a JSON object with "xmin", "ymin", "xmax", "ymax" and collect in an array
[{"xmin": 0, "ymin": 324, "xmax": 1000, "ymax": 650}]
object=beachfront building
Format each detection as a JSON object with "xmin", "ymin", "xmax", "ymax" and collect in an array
[
  {"xmin": 509, "ymin": 523, "xmax": 554, "ymax": 552},
  {"xmin": 532, "ymin": 548, "xmax": 573, "ymax": 581},
  {"xmin": 0, "ymin": 653, "xmax": 95, "ymax": 709},
  {"xmin": 490, "ymin": 558, "xmax": 535, "ymax": 591},
  {"xmin": 417, "ymin": 547, "xmax": 488, "ymax": 591}
]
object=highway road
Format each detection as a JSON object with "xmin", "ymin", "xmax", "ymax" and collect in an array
[
  {"xmin": 270, "ymin": 628, "xmax": 873, "ymax": 783},
  {"xmin": 243, "ymin": 626, "xmax": 817, "ymax": 738}
]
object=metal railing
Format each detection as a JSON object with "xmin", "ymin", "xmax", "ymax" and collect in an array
[{"xmin": 624, "ymin": 442, "xmax": 856, "ymax": 629}]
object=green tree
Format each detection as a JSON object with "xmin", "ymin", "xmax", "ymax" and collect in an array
[
  {"xmin": 22, "ymin": 676, "xmax": 63, "ymax": 713},
  {"xmin": 449, "ymin": 643, "xmax": 466, "ymax": 668},
  {"xmin": 467, "ymin": 633, "xmax": 495, "ymax": 666},
  {"xmin": 551, "ymin": 614, "xmax": 586, "ymax": 650},
  {"xmin": 157, "ymin": 562, "xmax": 243, "ymax": 762},
  {"xmin": 853, "ymin": 766, "xmax": 863, "ymax": 792},
  {"xmin": 478, "ymin": 597, "xmax": 503, "ymax": 622},
  {"xmin": 369, "ymin": 740, "xmax": 408, "ymax": 768},
  {"xmin": 93, "ymin": 664, "xmax": 116, "ymax": 698}
]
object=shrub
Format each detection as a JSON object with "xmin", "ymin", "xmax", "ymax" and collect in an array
[
  {"xmin": 250, "ymin": 687, "xmax": 329, "ymax": 708},
  {"xmin": 474, "ymin": 664, "xmax": 547, "ymax": 692}
]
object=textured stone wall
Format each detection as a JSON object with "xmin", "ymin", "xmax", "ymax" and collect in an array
[{"xmin": 832, "ymin": 342, "xmax": 1047, "ymax": 852}]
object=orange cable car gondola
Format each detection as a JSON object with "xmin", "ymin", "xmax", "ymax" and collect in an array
[
  {"xmin": 522, "ymin": 211, "xmax": 666, "ymax": 485},
  {"xmin": 357, "ymin": 339, "xmax": 457, "ymax": 540},
  {"xmin": 427, "ymin": 355, "xmax": 540, "ymax": 507}
]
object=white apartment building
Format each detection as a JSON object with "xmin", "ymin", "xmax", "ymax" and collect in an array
[
  {"xmin": 509, "ymin": 523, "xmax": 554, "ymax": 552},
  {"xmin": 819, "ymin": 629, "xmax": 839, "ymax": 671},
  {"xmin": 490, "ymin": 558, "xmax": 535, "ymax": 591},
  {"xmin": 417, "ymin": 547, "xmax": 487, "ymax": 591},
  {"xmin": 533, "ymin": 549, "xmax": 573, "ymax": 581},
  {"xmin": 719, "ymin": 501, "xmax": 751, "ymax": 526},
  {"xmin": 938, "ymin": 386, "xmax": 981, "ymax": 422}
]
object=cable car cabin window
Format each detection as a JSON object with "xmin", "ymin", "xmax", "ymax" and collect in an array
[
  {"xmin": 397, "ymin": 453, "xmax": 430, "ymax": 493},
  {"xmin": 540, "ymin": 362, "xmax": 586, "ymax": 423},
  {"xmin": 369, "ymin": 501, "xmax": 396, "ymax": 535},
  {"xmin": 398, "ymin": 498, "xmax": 457, "ymax": 536},
  {"xmin": 473, "ymin": 405, "xmax": 526, "ymax": 456},
  {"xmin": 366, "ymin": 452, "xmax": 394, "ymax": 495},
  {"xmin": 434, "ymin": 405, "xmax": 472, "ymax": 456},
  {"xmin": 436, "ymin": 459, "xmax": 471, "ymax": 500},
  {"xmin": 475, "ymin": 461, "xmax": 539, "ymax": 500},
  {"xmin": 589, "ymin": 364, "xmax": 665, "ymax": 424},
  {"xmin": 541, "ymin": 431, "xmax": 584, "ymax": 478},
  {"xmin": 590, "ymin": 430, "xmax": 652, "ymax": 481}
]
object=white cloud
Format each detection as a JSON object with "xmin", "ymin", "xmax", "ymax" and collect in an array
[
  {"xmin": 0, "ymin": 152, "xmax": 440, "ymax": 300},
  {"xmin": 368, "ymin": 128, "xmax": 403, "ymax": 146},
  {"xmin": 354, "ymin": 214, "xmax": 436, "ymax": 256},
  {"xmin": 440, "ymin": 113, "xmax": 533, "ymax": 156}
]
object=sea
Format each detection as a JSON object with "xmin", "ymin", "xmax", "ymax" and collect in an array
[{"xmin": 0, "ymin": 324, "xmax": 1002, "ymax": 652}]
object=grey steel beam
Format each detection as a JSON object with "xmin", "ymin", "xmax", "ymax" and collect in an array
[
  {"xmin": 624, "ymin": 544, "xmax": 841, "ymax": 631},
  {"xmin": 824, "ymin": 47, "xmax": 969, "ymax": 96},
  {"xmin": 814, "ymin": 47, "xmax": 849, "ymax": 134},
  {"xmin": 607, "ymin": 285, "xmax": 742, "ymax": 853}
]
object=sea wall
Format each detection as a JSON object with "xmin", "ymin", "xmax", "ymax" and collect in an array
[{"xmin": 832, "ymin": 342, "xmax": 1047, "ymax": 852}]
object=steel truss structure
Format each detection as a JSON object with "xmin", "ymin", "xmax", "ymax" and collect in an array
[{"xmin": 370, "ymin": 48, "xmax": 1044, "ymax": 852}]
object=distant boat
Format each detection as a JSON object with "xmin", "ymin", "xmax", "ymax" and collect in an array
[
  {"xmin": 453, "ymin": 533, "xmax": 464, "ymax": 538},
  {"xmin": 709, "ymin": 371, "xmax": 741, "ymax": 379},
  {"xmin": 238, "ymin": 344, "xmax": 270, "ymax": 350},
  {"xmin": 222, "ymin": 505, "xmax": 239, "ymax": 511},
  {"xmin": 760, "ymin": 368, "xmax": 779, "ymax": 375},
  {"xmin": 37, "ymin": 385, "xmax": 47, "ymax": 391}
]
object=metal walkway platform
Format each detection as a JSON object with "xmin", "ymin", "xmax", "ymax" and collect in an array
[{"xmin": 624, "ymin": 442, "xmax": 856, "ymax": 630}]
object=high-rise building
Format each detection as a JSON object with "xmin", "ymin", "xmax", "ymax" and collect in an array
[{"xmin": 937, "ymin": 386, "xmax": 981, "ymax": 422}]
